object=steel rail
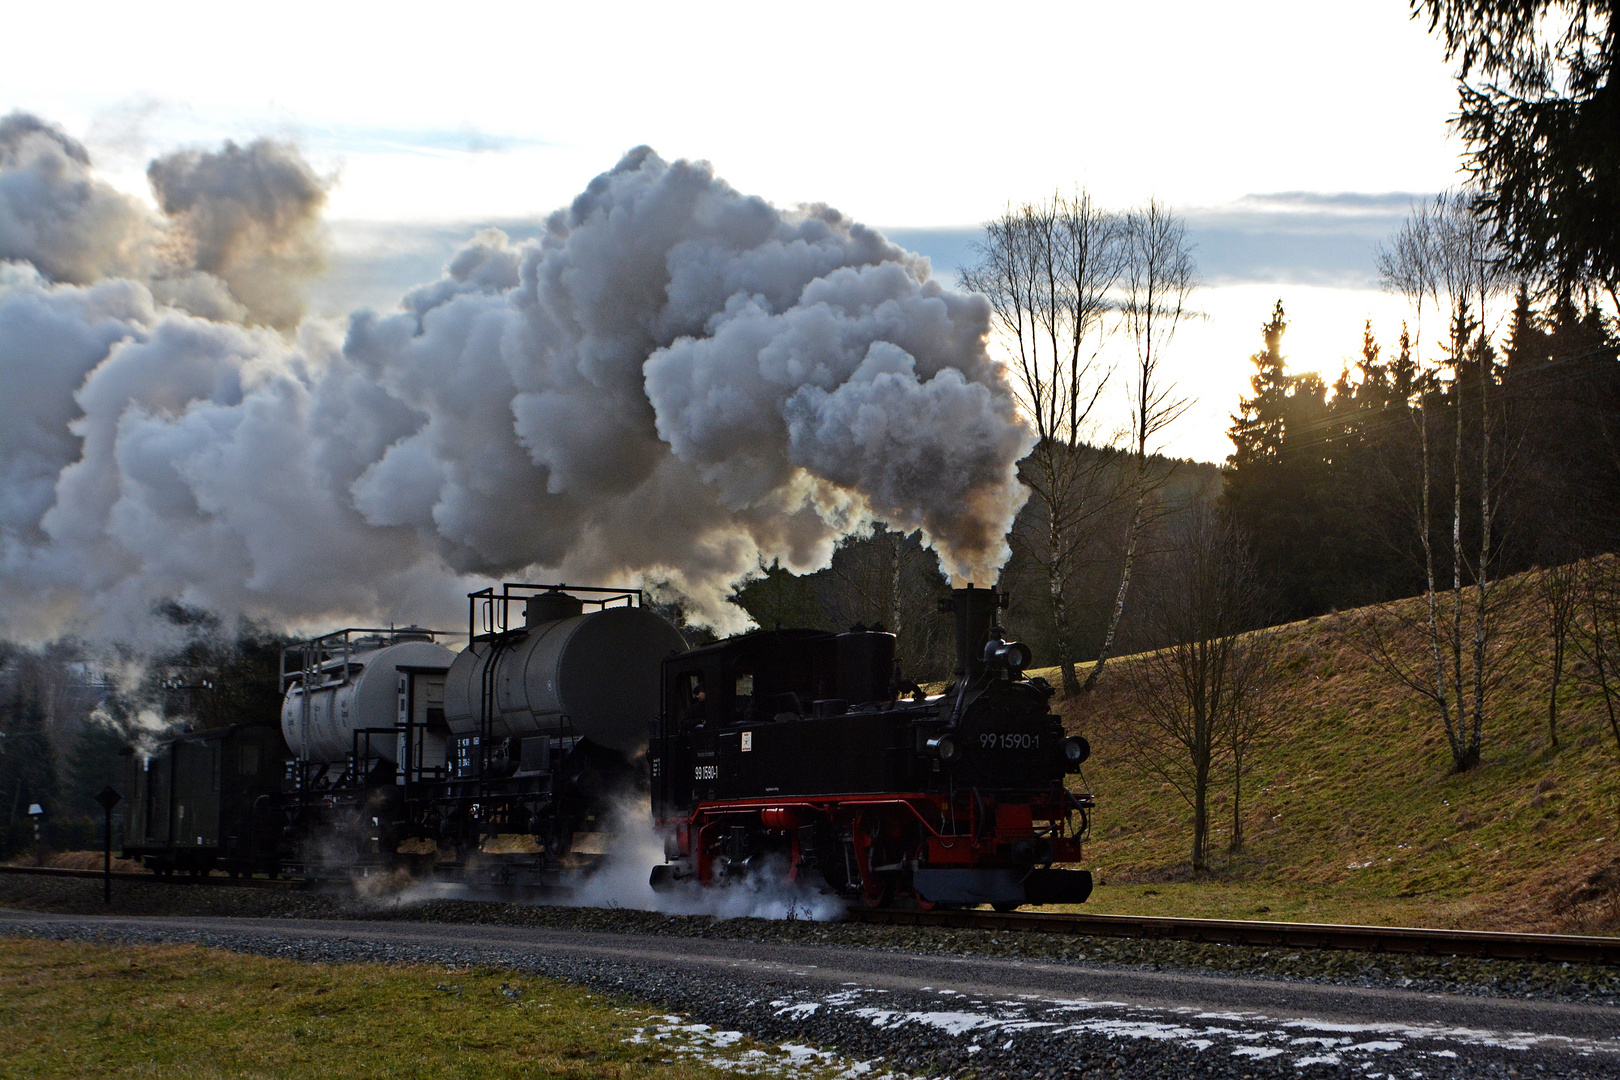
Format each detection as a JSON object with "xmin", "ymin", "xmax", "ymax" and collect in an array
[{"xmin": 848, "ymin": 906, "xmax": 1620, "ymax": 964}]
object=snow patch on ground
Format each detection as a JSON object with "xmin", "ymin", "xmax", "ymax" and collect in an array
[
  {"xmin": 754, "ymin": 983, "xmax": 1620, "ymax": 1071},
  {"xmin": 623, "ymin": 1012, "xmax": 905, "ymax": 1079}
]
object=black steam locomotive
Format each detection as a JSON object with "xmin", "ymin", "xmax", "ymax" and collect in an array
[
  {"xmin": 124, "ymin": 582, "xmax": 1095, "ymax": 909},
  {"xmin": 650, "ymin": 584, "xmax": 1093, "ymax": 909}
]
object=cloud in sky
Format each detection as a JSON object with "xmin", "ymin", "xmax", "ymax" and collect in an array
[
  {"xmin": 5, "ymin": 2, "xmax": 1462, "ymax": 227},
  {"xmin": 297, "ymin": 124, "xmax": 560, "ymax": 158},
  {"xmin": 313, "ymin": 192, "xmax": 1431, "ymax": 320},
  {"xmin": 1183, "ymin": 191, "xmax": 1434, "ymax": 289},
  {"xmin": 889, "ymin": 193, "xmax": 1435, "ymax": 291}
]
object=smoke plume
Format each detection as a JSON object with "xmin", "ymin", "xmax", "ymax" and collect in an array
[
  {"xmin": 0, "ymin": 123, "xmax": 1032, "ymax": 641},
  {"xmin": 0, "ymin": 113, "xmax": 150, "ymax": 285},
  {"xmin": 147, "ymin": 139, "xmax": 328, "ymax": 329}
]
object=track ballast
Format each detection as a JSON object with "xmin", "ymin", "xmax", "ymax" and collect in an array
[{"xmin": 8, "ymin": 862, "xmax": 1619, "ymax": 964}]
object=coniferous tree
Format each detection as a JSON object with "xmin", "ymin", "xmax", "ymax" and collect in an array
[
  {"xmin": 1416, "ymin": 0, "xmax": 1620, "ymax": 296},
  {"xmin": 143, "ymin": 606, "xmax": 292, "ymax": 731},
  {"xmin": 1224, "ymin": 303, "xmax": 1340, "ymax": 619},
  {"xmin": 1390, "ymin": 324, "xmax": 1419, "ymax": 403},
  {"xmin": 1228, "ymin": 302, "xmax": 1290, "ymax": 468}
]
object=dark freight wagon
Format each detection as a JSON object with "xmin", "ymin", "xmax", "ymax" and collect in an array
[{"xmin": 123, "ymin": 722, "xmax": 285, "ymax": 876}]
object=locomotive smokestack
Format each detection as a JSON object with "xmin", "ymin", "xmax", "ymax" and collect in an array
[{"xmin": 945, "ymin": 585, "xmax": 1003, "ymax": 682}]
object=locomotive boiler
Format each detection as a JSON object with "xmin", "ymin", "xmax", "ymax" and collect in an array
[{"xmin": 649, "ymin": 585, "xmax": 1094, "ymax": 910}]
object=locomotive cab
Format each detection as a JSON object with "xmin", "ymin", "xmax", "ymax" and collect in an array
[{"xmin": 666, "ymin": 629, "xmax": 844, "ymax": 730}]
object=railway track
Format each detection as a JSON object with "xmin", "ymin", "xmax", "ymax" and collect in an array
[
  {"xmin": 848, "ymin": 905, "xmax": 1620, "ymax": 964},
  {"xmin": 9, "ymin": 863, "xmax": 1620, "ymax": 964}
]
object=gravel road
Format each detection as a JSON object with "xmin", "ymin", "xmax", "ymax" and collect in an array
[{"xmin": 5, "ymin": 907, "xmax": 1618, "ymax": 1079}]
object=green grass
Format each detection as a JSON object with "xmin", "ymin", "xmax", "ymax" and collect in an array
[
  {"xmin": 0, "ymin": 938, "xmax": 842, "ymax": 1080},
  {"xmin": 1041, "ymin": 564, "xmax": 1620, "ymax": 934}
]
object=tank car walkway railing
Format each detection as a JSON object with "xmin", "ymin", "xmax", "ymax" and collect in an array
[{"xmin": 848, "ymin": 905, "xmax": 1620, "ymax": 964}]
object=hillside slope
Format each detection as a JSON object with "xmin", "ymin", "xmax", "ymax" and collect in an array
[{"xmin": 1046, "ymin": 563, "xmax": 1620, "ymax": 934}]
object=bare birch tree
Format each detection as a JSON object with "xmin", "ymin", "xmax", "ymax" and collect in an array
[
  {"xmin": 1536, "ymin": 555, "xmax": 1580, "ymax": 748},
  {"xmin": 1086, "ymin": 200, "xmax": 1197, "ymax": 691},
  {"xmin": 1225, "ymin": 633, "xmax": 1279, "ymax": 853},
  {"xmin": 1368, "ymin": 191, "xmax": 1510, "ymax": 771},
  {"xmin": 962, "ymin": 192, "xmax": 1126, "ymax": 695},
  {"xmin": 1572, "ymin": 556, "xmax": 1620, "ymax": 757},
  {"xmin": 1121, "ymin": 504, "xmax": 1274, "ymax": 872}
]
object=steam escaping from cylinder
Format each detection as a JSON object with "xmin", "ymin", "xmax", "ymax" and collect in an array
[
  {"xmin": 0, "ymin": 115, "xmax": 1033, "ymax": 642},
  {"xmin": 562, "ymin": 797, "xmax": 845, "ymax": 921}
]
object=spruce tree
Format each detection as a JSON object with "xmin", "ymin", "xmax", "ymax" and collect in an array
[{"xmin": 1228, "ymin": 301, "xmax": 1290, "ymax": 467}]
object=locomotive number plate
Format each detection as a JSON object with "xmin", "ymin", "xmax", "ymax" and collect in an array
[
  {"xmin": 694, "ymin": 764, "xmax": 720, "ymax": 780},
  {"xmin": 980, "ymin": 732, "xmax": 1040, "ymax": 750}
]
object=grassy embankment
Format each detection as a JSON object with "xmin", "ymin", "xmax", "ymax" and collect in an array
[
  {"xmin": 0, "ymin": 937, "xmax": 844, "ymax": 1080},
  {"xmin": 1040, "ymin": 562, "xmax": 1620, "ymax": 934}
]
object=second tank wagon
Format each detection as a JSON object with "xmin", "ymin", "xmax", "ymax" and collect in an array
[{"xmin": 443, "ymin": 586, "xmax": 688, "ymax": 757}]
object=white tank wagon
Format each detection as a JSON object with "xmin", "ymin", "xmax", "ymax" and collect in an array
[
  {"xmin": 280, "ymin": 627, "xmax": 458, "ymax": 765},
  {"xmin": 444, "ymin": 586, "xmax": 689, "ymax": 759}
]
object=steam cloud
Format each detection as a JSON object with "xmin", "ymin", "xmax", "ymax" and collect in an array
[
  {"xmin": 147, "ymin": 139, "xmax": 327, "ymax": 329},
  {"xmin": 0, "ymin": 117, "xmax": 1032, "ymax": 641}
]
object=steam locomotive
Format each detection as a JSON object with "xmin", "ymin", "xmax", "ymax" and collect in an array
[
  {"xmin": 650, "ymin": 584, "xmax": 1093, "ymax": 909},
  {"xmin": 124, "ymin": 582, "xmax": 1094, "ymax": 909}
]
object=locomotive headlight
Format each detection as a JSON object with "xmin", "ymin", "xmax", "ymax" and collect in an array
[
  {"xmin": 983, "ymin": 640, "xmax": 1034, "ymax": 672},
  {"xmin": 925, "ymin": 734, "xmax": 960, "ymax": 763},
  {"xmin": 1062, "ymin": 735, "xmax": 1091, "ymax": 771}
]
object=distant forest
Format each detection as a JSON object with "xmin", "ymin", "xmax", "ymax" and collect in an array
[
  {"xmin": 1225, "ymin": 290, "xmax": 1620, "ymax": 624},
  {"xmin": 0, "ymin": 612, "xmax": 287, "ymax": 857}
]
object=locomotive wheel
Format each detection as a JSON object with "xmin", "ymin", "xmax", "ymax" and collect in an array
[
  {"xmin": 992, "ymin": 901, "xmax": 1020, "ymax": 913},
  {"xmin": 850, "ymin": 811, "xmax": 897, "ymax": 908},
  {"xmin": 860, "ymin": 875, "xmax": 895, "ymax": 908}
]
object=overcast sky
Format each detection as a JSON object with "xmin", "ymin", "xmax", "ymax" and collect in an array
[{"xmin": 4, "ymin": 0, "xmax": 1468, "ymax": 462}]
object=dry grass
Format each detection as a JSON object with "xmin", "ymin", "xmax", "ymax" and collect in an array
[
  {"xmin": 36, "ymin": 851, "xmax": 146, "ymax": 873},
  {"xmin": 1042, "ymin": 562, "xmax": 1620, "ymax": 935},
  {"xmin": 0, "ymin": 937, "xmax": 837, "ymax": 1080}
]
